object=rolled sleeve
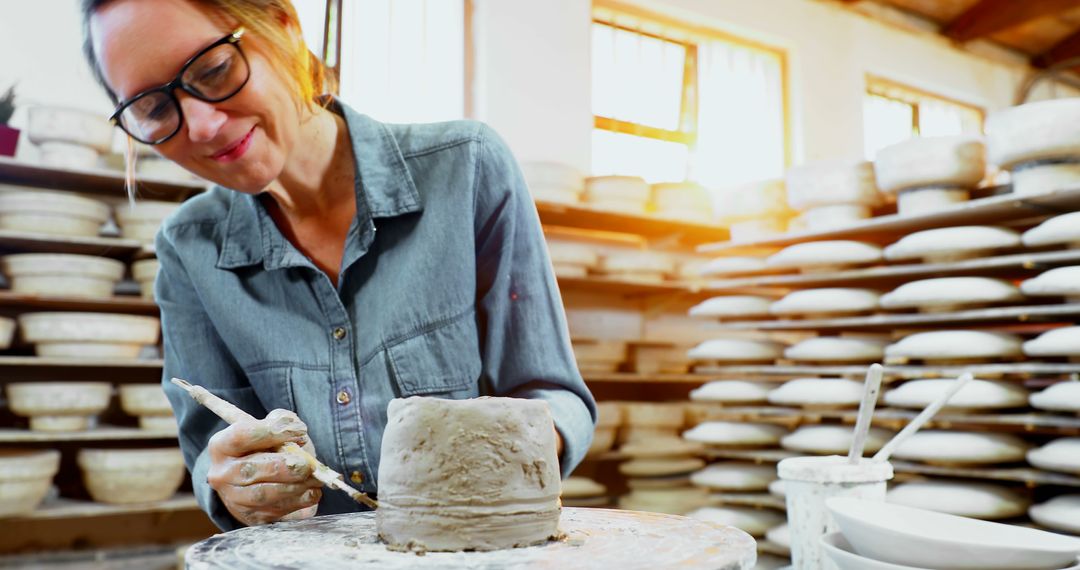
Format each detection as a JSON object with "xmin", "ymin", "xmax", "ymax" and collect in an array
[
  {"xmin": 156, "ymin": 226, "xmax": 261, "ymax": 531},
  {"xmin": 471, "ymin": 124, "xmax": 597, "ymax": 477}
]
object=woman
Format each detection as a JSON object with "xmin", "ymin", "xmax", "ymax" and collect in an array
[{"xmin": 81, "ymin": 0, "xmax": 596, "ymax": 530}]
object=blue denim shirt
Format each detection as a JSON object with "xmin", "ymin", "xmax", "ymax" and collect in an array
[{"xmin": 157, "ymin": 98, "xmax": 597, "ymax": 531}]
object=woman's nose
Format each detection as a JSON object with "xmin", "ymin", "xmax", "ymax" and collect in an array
[{"xmin": 178, "ymin": 94, "xmax": 227, "ymax": 144}]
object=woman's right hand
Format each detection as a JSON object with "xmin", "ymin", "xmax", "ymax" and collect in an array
[{"xmin": 206, "ymin": 409, "xmax": 324, "ymax": 526}]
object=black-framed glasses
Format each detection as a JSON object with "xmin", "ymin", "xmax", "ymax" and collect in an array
[{"xmin": 110, "ymin": 28, "xmax": 250, "ymax": 145}]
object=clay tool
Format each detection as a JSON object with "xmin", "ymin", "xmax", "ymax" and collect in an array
[
  {"xmin": 170, "ymin": 377, "xmax": 378, "ymax": 509},
  {"xmin": 847, "ymin": 363, "xmax": 884, "ymax": 464},
  {"xmin": 873, "ymin": 372, "xmax": 974, "ymax": 463}
]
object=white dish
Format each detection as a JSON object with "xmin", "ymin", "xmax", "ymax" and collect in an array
[
  {"xmin": 118, "ymin": 384, "xmax": 172, "ymax": 417},
  {"xmin": 884, "ymin": 379, "xmax": 1029, "ymax": 410},
  {"xmin": 822, "ymin": 532, "xmax": 927, "ymax": 570},
  {"xmin": 1030, "ymin": 495, "xmax": 1080, "ymax": 535},
  {"xmin": 827, "ymin": 497, "xmax": 1080, "ymax": 570},
  {"xmin": 0, "ymin": 317, "xmax": 14, "ymax": 350},
  {"xmin": 1023, "ymin": 212, "xmax": 1080, "ymax": 248},
  {"xmin": 884, "ymin": 226, "xmax": 1021, "ymax": 263},
  {"xmin": 986, "ymin": 98, "xmax": 1080, "ymax": 168},
  {"xmin": 0, "ymin": 449, "xmax": 61, "ymax": 517},
  {"xmin": 1030, "ymin": 382, "xmax": 1080, "ymax": 413},
  {"xmin": 886, "ymin": 330, "xmax": 1023, "ymax": 362},
  {"xmin": 683, "ymin": 421, "xmax": 787, "ymax": 447},
  {"xmin": 767, "ymin": 241, "xmax": 882, "ymax": 271},
  {"xmin": 18, "ymin": 312, "xmax": 160, "ymax": 359},
  {"xmin": 784, "ymin": 337, "xmax": 886, "ymax": 363},
  {"xmin": 1, "ymin": 253, "xmax": 125, "ymax": 299},
  {"xmin": 27, "ymin": 106, "xmax": 114, "ymax": 152},
  {"xmin": 0, "ymin": 191, "xmax": 110, "ymax": 238},
  {"xmin": 6, "ymin": 382, "xmax": 112, "ymax": 432},
  {"xmin": 698, "ymin": 256, "xmax": 769, "ymax": 277},
  {"xmin": 767, "ymin": 377, "xmax": 865, "ymax": 408},
  {"xmin": 689, "ymin": 380, "xmax": 775, "ymax": 404},
  {"xmin": 617, "ymin": 487, "xmax": 708, "ymax": 516},
  {"xmin": 132, "ymin": 259, "xmax": 159, "ymax": 300},
  {"xmin": 880, "ymin": 277, "xmax": 1023, "ymax": 311},
  {"xmin": 896, "ymin": 186, "xmax": 971, "ymax": 215},
  {"xmin": 77, "ymin": 448, "xmax": 185, "ymax": 504},
  {"xmin": 1027, "ymin": 438, "xmax": 1080, "ymax": 475},
  {"xmin": 891, "ymin": 430, "xmax": 1030, "ymax": 465},
  {"xmin": 769, "ymin": 288, "xmax": 879, "ymax": 317},
  {"xmin": 780, "ymin": 424, "xmax": 891, "ymax": 455},
  {"xmin": 1012, "ymin": 161, "xmax": 1080, "ymax": 196},
  {"xmin": 619, "ymin": 437, "xmax": 703, "ymax": 459},
  {"xmin": 114, "ymin": 200, "xmax": 180, "ymax": 242},
  {"xmin": 1024, "ymin": 326, "xmax": 1080, "ymax": 358},
  {"xmin": 37, "ymin": 141, "xmax": 99, "ymax": 170},
  {"xmin": 1022, "ymin": 267, "xmax": 1080, "ymax": 299},
  {"xmin": 767, "ymin": 479, "xmax": 786, "ymax": 498},
  {"xmin": 795, "ymin": 204, "xmax": 871, "ymax": 231},
  {"xmin": 688, "ymin": 296, "xmax": 773, "ymax": 319},
  {"xmin": 785, "ymin": 160, "xmax": 880, "ymax": 210},
  {"xmin": 618, "ymin": 457, "xmax": 705, "ymax": 478},
  {"xmin": 622, "ymin": 403, "xmax": 684, "ymax": 428},
  {"xmin": 686, "ymin": 506, "xmax": 785, "ymax": 538},
  {"xmin": 687, "ymin": 339, "xmax": 785, "ymax": 363},
  {"xmin": 689, "ymin": 462, "xmax": 776, "ymax": 491},
  {"xmin": 887, "ymin": 480, "xmax": 1030, "ymax": 520},
  {"xmin": 765, "ymin": 523, "xmax": 790, "ymax": 553}
]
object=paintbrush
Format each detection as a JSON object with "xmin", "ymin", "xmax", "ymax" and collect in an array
[{"xmin": 170, "ymin": 377, "xmax": 378, "ymax": 509}]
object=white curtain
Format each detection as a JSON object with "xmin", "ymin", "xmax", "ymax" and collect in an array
[
  {"xmin": 693, "ymin": 40, "xmax": 786, "ymax": 189},
  {"xmin": 338, "ymin": 0, "xmax": 465, "ymax": 123},
  {"xmin": 863, "ymin": 94, "xmax": 914, "ymax": 161}
]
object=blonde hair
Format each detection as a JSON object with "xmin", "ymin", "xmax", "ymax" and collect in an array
[{"xmin": 81, "ymin": 0, "xmax": 337, "ymax": 198}]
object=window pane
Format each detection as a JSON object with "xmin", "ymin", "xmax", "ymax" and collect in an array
[
  {"xmin": 919, "ymin": 99, "xmax": 982, "ymax": 137},
  {"xmin": 592, "ymin": 22, "xmax": 685, "ymax": 131},
  {"xmin": 339, "ymin": 0, "xmax": 465, "ymax": 123},
  {"xmin": 591, "ymin": 129, "xmax": 689, "ymax": 184},
  {"xmin": 695, "ymin": 40, "xmax": 786, "ymax": 188},
  {"xmin": 864, "ymin": 94, "xmax": 914, "ymax": 161}
]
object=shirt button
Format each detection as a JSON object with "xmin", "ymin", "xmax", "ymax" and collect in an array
[
  {"xmin": 350, "ymin": 471, "xmax": 364, "ymax": 485},
  {"xmin": 336, "ymin": 390, "xmax": 351, "ymax": 405},
  {"xmin": 333, "ymin": 327, "xmax": 347, "ymax": 340}
]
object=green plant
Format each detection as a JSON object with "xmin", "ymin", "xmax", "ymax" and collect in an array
[{"xmin": 0, "ymin": 85, "xmax": 15, "ymax": 125}]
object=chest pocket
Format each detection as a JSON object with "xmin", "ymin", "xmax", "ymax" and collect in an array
[{"xmin": 386, "ymin": 309, "xmax": 481, "ymax": 396}]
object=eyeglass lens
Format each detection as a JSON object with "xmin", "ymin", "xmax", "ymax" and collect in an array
[{"xmin": 118, "ymin": 41, "xmax": 249, "ymax": 144}]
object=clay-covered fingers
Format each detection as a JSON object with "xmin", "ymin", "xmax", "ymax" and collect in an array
[
  {"xmin": 213, "ymin": 450, "xmax": 318, "ymax": 486},
  {"xmin": 207, "ymin": 410, "xmax": 309, "ymax": 461},
  {"xmin": 227, "ymin": 484, "xmax": 323, "ymax": 526}
]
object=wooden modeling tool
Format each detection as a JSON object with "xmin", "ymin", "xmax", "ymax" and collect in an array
[{"xmin": 170, "ymin": 377, "xmax": 378, "ymax": 509}]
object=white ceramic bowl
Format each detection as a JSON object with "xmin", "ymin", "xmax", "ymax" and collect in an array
[
  {"xmin": 874, "ymin": 136, "xmax": 986, "ymax": 194},
  {"xmin": 6, "ymin": 382, "xmax": 112, "ymax": 431},
  {"xmin": 891, "ymin": 430, "xmax": 1030, "ymax": 465},
  {"xmin": 689, "ymin": 380, "xmax": 775, "ymax": 404},
  {"xmin": 1022, "ymin": 267, "xmax": 1080, "ymax": 299},
  {"xmin": 118, "ymin": 384, "xmax": 172, "ymax": 417},
  {"xmin": 767, "ymin": 378, "xmax": 865, "ymax": 408},
  {"xmin": 0, "ymin": 191, "xmax": 110, "ymax": 238},
  {"xmin": 1030, "ymin": 382, "xmax": 1080, "ymax": 413},
  {"xmin": 879, "ymin": 277, "xmax": 1023, "ymax": 311},
  {"xmin": 689, "ymin": 462, "xmax": 776, "ymax": 491},
  {"xmin": 785, "ymin": 337, "xmax": 886, "ymax": 363},
  {"xmin": 0, "ymin": 449, "xmax": 61, "ymax": 517},
  {"xmin": 785, "ymin": 160, "xmax": 880, "ymax": 210},
  {"xmin": 77, "ymin": 448, "xmax": 185, "ymax": 504},
  {"xmin": 622, "ymin": 403, "xmax": 684, "ymax": 428},
  {"xmin": 685, "ymin": 506, "xmax": 785, "ymax": 538},
  {"xmin": 699, "ymin": 256, "xmax": 769, "ymax": 277},
  {"xmin": 687, "ymin": 339, "xmax": 785, "ymax": 363},
  {"xmin": 1023, "ymin": 212, "xmax": 1080, "ymax": 248},
  {"xmin": 884, "ymin": 226, "xmax": 1021, "ymax": 263},
  {"xmin": 827, "ymin": 498, "xmax": 1080, "ymax": 570},
  {"xmin": 131, "ymin": 258, "xmax": 160, "ymax": 300},
  {"xmin": 766, "ymin": 241, "xmax": 883, "ymax": 271},
  {"xmin": 18, "ymin": 312, "xmax": 160, "ymax": 359},
  {"xmin": 1030, "ymin": 495, "xmax": 1080, "ymax": 535},
  {"xmin": 0, "ymin": 317, "xmax": 14, "ymax": 350},
  {"xmin": 1027, "ymin": 438, "xmax": 1080, "ymax": 475},
  {"xmin": 886, "ymin": 480, "xmax": 1030, "ymax": 520},
  {"xmin": 688, "ymin": 296, "xmax": 773, "ymax": 319},
  {"xmin": 769, "ymin": 288, "xmax": 880, "ymax": 317},
  {"xmin": 682, "ymin": 421, "xmax": 787, "ymax": 447},
  {"xmin": 114, "ymin": 201, "xmax": 181, "ymax": 242},
  {"xmin": 27, "ymin": 106, "xmax": 114, "ymax": 152},
  {"xmin": 561, "ymin": 477, "xmax": 606, "ymax": 499},
  {"xmin": 1024, "ymin": 326, "xmax": 1080, "ymax": 358},
  {"xmin": 1, "ymin": 254, "xmax": 125, "ymax": 299},
  {"xmin": 986, "ymin": 98, "xmax": 1080, "ymax": 168},
  {"xmin": 884, "ymin": 379, "xmax": 1029, "ymax": 411},
  {"xmin": 885, "ymin": 330, "xmax": 1023, "ymax": 363},
  {"xmin": 780, "ymin": 424, "xmax": 891, "ymax": 455},
  {"xmin": 587, "ymin": 427, "xmax": 617, "ymax": 457}
]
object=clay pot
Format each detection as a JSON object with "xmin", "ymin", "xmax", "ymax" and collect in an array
[
  {"xmin": 0, "ymin": 449, "xmax": 60, "ymax": 516},
  {"xmin": 77, "ymin": 448, "xmax": 185, "ymax": 504},
  {"xmin": 6, "ymin": 382, "xmax": 111, "ymax": 431}
]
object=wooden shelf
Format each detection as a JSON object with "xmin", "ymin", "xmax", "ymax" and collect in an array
[
  {"xmin": 0, "ymin": 356, "xmax": 163, "ymax": 369},
  {"xmin": 535, "ymin": 200, "xmax": 728, "ymax": 247},
  {"xmin": 702, "ymin": 248, "xmax": 1080, "ymax": 292},
  {"xmin": 694, "ymin": 362, "xmax": 1080, "ymax": 380},
  {"xmin": 0, "ymin": 426, "xmax": 177, "ymax": 443},
  {"xmin": 0, "ymin": 229, "xmax": 145, "ymax": 258},
  {"xmin": 702, "ymin": 448, "xmax": 1080, "ymax": 488},
  {"xmin": 708, "ymin": 492, "xmax": 786, "ymax": 511},
  {"xmin": 698, "ymin": 185, "xmax": 1080, "ymax": 254},
  {"xmin": 11, "ymin": 494, "xmax": 199, "ymax": 521},
  {"xmin": 583, "ymin": 372, "xmax": 715, "ymax": 384},
  {"xmin": 711, "ymin": 303, "xmax": 1080, "ymax": 331},
  {"xmin": 557, "ymin": 275, "xmax": 701, "ymax": 296},
  {"xmin": 0, "ymin": 156, "xmax": 205, "ymax": 202},
  {"xmin": 0, "ymin": 290, "xmax": 158, "ymax": 315}
]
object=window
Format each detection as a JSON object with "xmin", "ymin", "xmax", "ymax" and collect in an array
[
  {"xmin": 591, "ymin": 4, "xmax": 789, "ymax": 189},
  {"xmin": 338, "ymin": 0, "xmax": 467, "ymax": 123},
  {"xmin": 863, "ymin": 75, "xmax": 984, "ymax": 161}
]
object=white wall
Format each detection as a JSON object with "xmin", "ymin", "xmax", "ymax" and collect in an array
[{"xmin": 470, "ymin": 0, "xmax": 1078, "ymax": 168}]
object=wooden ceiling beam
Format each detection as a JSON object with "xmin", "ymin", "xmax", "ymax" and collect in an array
[
  {"xmin": 1035, "ymin": 28, "xmax": 1080, "ymax": 68},
  {"xmin": 944, "ymin": 0, "xmax": 1079, "ymax": 43}
]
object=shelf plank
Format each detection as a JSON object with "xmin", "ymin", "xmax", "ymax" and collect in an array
[
  {"xmin": 698, "ymin": 185, "xmax": 1080, "ymax": 254},
  {"xmin": 536, "ymin": 200, "xmax": 728, "ymax": 247},
  {"xmin": 694, "ymin": 362, "xmax": 1080, "ymax": 380},
  {"xmin": 0, "ymin": 229, "xmax": 145, "ymax": 258},
  {"xmin": 12, "ymin": 494, "xmax": 199, "ymax": 520},
  {"xmin": 709, "ymin": 492, "xmax": 786, "ymax": 511},
  {"xmin": 584, "ymin": 372, "xmax": 715, "ymax": 384},
  {"xmin": 0, "ymin": 290, "xmax": 158, "ymax": 315},
  {"xmin": 557, "ymin": 275, "xmax": 700, "ymax": 296},
  {"xmin": 0, "ymin": 356, "xmax": 163, "ymax": 369},
  {"xmin": 702, "ymin": 248, "xmax": 1080, "ymax": 292},
  {"xmin": 0, "ymin": 426, "xmax": 177, "ymax": 443},
  {"xmin": 712, "ymin": 303, "xmax": 1080, "ymax": 331},
  {"xmin": 0, "ymin": 156, "xmax": 205, "ymax": 201},
  {"xmin": 702, "ymin": 448, "xmax": 1080, "ymax": 488}
]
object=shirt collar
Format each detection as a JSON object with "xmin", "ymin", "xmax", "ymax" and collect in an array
[{"xmin": 217, "ymin": 96, "xmax": 422, "ymax": 270}]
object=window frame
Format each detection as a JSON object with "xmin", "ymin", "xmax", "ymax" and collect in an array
[
  {"xmin": 865, "ymin": 74, "xmax": 986, "ymax": 136},
  {"xmin": 591, "ymin": 0, "xmax": 792, "ymax": 178}
]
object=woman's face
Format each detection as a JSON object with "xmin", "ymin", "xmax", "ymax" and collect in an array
[{"xmin": 91, "ymin": 0, "xmax": 302, "ymax": 193}]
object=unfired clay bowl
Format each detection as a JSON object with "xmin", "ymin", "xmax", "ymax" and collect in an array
[
  {"xmin": 0, "ymin": 317, "xmax": 14, "ymax": 350},
  {"xmin": 6, "ymin": 382, "xmax": 112, "ymax": 431},
  {"xmin": 27, "ymin": 106, "xmax": 114, "ymax": 152},
  {"xmin": 77, "ymin": 447, "xmax": 185, "ymax": 504},
  {"xmin": 114, "ymin": 201, "xmax": 181, "ymax": 242},
  {"xmin": 131, "ymin": 259, "xmax": 159, "ymax": 300},
  {"xmin": 0, "ymin": 191, "xmax": 110, "ymax": 238},
  {"xmin": 0, "ymin": 449, "xmax": 61, "ymax": 517},
  {"xmin": 118, "ymin": 384, "xmax": 176, "ymax": 431},
  {"xmin": 827, "ymin": 497, "xmax": 1080, "ymax": 570},
  {"xmin": 1, "ymin": 254, "xmax": 125, "ymax": 299},
  {"xmin": 18, "ymin": 312, "xmax": 160, "ymax": 359}
]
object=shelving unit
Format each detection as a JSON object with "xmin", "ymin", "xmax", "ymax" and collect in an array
[
  {"xmin": 0, "ymin": 159, "xmax": 203, "ymax": 555},
  {"xmin": 710, "ymin": 302, "xmax": 1080, "ymax": 331},
  {"xmin": 536, "ymin": 199, "xmax": 729, "ymax": 249}
]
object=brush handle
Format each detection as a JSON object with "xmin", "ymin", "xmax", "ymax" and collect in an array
[{"xmin": 848, "ymin": 363, "xmax": 884, "ymax": 464}]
